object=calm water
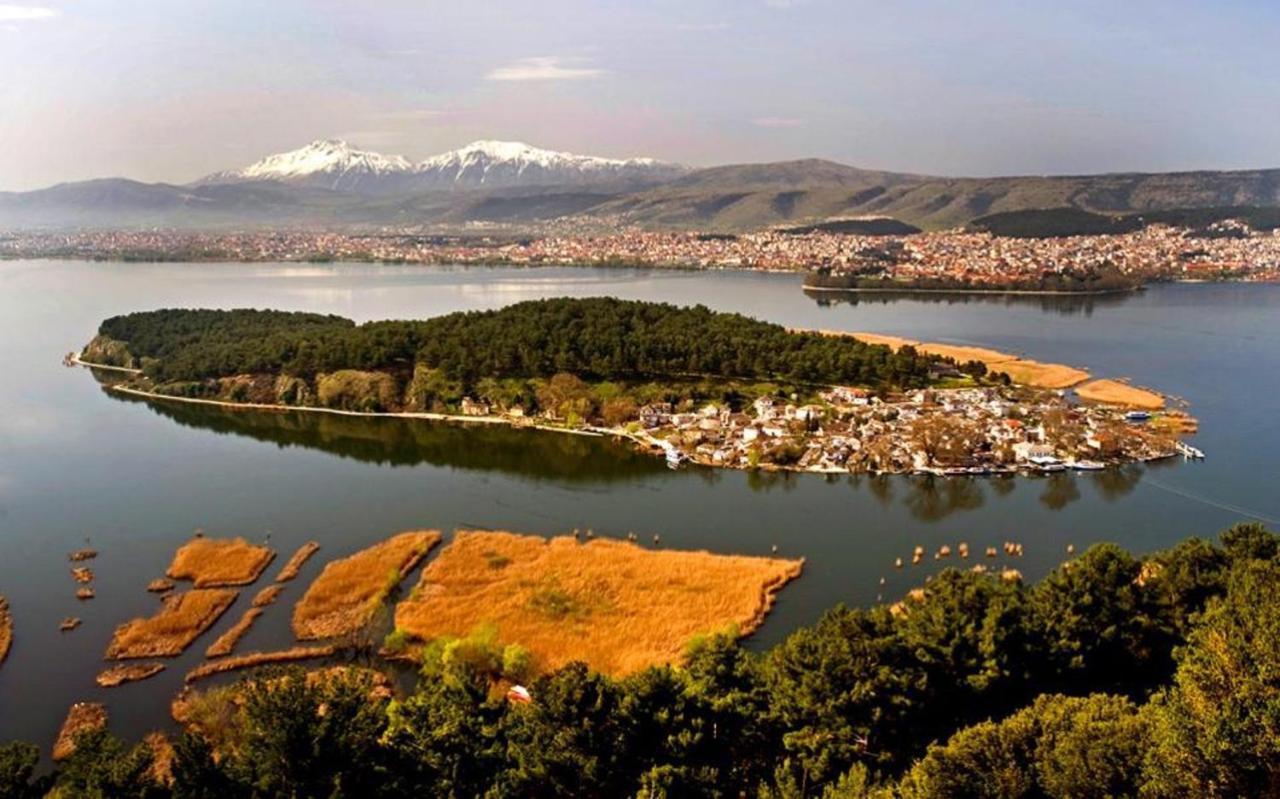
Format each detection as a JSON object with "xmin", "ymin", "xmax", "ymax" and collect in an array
[{"xmin": 2, "ymin": 260, "xmax": 1278, "ymax": 750}]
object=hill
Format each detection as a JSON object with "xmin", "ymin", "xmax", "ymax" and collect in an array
[{"xmin": 3, "ymin": 141, "xmax": 1280, "ymax": 232}]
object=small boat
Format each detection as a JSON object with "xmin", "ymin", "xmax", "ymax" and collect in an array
[
  {"xmin": 1125, "ymin": 410, "xmax": 1152, "ymax": 422},
  {"xmin": 1175, "ymin": 441, "xmax": 1206, "ymax": 460},
  {"xmin": 1070, "ymin": 460, "xmax": 1107, "ymax": 471}
]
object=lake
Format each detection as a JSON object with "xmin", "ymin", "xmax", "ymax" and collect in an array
[{"xmin": 1, "ymin": 260, "xmax": 1278, "ymax": 750}]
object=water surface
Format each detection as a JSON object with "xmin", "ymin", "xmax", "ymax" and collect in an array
[{"xmin": 1, "ymin": 261, "xmax": 1277, "ymax": 749}]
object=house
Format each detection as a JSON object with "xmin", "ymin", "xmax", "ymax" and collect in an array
[
  {"xmin": 460, "ymin": 396, "xmax": 491, "ymax": 416},
  {"xmin": 638, "ymin": 403, "xmax": 672, "ymax": 428},
  {"xmin": 1012, "ymin": 442, "xmax": 1055, "ymax": 461},
  {"xmin": 752, "ymin": 396, "xmax": 778, "ymax": 419}
]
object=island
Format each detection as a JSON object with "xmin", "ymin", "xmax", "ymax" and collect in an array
[{"xmin": 76, "ymin": 297, "xmax": 1194, "ymax": 474}]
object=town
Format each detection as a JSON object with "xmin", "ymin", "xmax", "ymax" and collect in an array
[
  {"xmin": 612, "ymin": 383, "xmax": 1188, "ymax": 475},
  {"xmin": 4, "ymin": 222, "xmax": 1280, "ymax": 286}
]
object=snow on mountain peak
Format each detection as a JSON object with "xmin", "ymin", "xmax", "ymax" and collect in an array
[
  {"xmin": 232, "ymin": 139, "xmax": 412, "ymax": 182},
  {"xmin": 200, "ymin": 138, "xmax": 685, "ymax": 192}
]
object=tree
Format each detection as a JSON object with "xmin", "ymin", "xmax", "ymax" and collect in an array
[
  {"xmin": 51, "ymin": 728, "xmax": 162, "ymax": 799},
  {"xmin": 1143, "ymin": 560, "xmax": 1280, "ymax": 797},
  {"xmin": 1028, "ymin": 544, "xmax": 1169, "ymax": 693},
  {"xmin": 0, "ymin": 742, "xmax": 50, "ymax": 799},
  {"xmin": 897, "ymin": 693, "xmax": 1147, "ymax": 799}
]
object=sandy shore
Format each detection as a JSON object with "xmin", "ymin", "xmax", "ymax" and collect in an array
[
  {"xmin": 1074, "ymin": 379, "xmax": 1165, "ymax": 409},
  {"xmin": 841, "ymin": 332, "xmax": 1091, "ymax": 390}
]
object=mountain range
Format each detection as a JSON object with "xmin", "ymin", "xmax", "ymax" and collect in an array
[{"xmin": 3, "ymin": 138, "xmax": 1279, "ymax": 233}]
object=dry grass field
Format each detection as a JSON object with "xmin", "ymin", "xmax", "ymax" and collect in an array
[
  {"xmin": 105, "ymin": 589, "xmax": 238, "ymax": 659},
  {"xmin": 0, "ymin": 595, "xmax": 11, "ymax": 667},
  {"xmin": 1075, "ymin": 378, "xmax": 1165, "ymax": 409},
  {"xmin": 167, "ymin": 537, "xmax": 276, "ymax": 587},
  {"xmin": 850, "ymin": 332, "xmax": 1091, "ymax": 389},
  {"xmin": 293, "ymin": 531, "xmax": 440, "ymax": 640},
  {"xmin": 394, "ymin": 531, "xmax": 804, "ymax": 676},
  {"xmin": 205, "ymin": 607, "xmax": 263, "ymax": 658},
  {"xmin": 275, "ymin": 541, "xmax": 321, "ymax": 582}
]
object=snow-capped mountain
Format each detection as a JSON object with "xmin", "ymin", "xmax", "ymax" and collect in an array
[
  {"xmin": 412, "ymin": 140, "xmax": 687, "ymax": 190},
  {"xmin": 198, "ymin": 139, "xmax": 687, "ymax": 194},
  {"xmin": 198, "ymin": 140, "xmax": 417, "ymax": 194}
]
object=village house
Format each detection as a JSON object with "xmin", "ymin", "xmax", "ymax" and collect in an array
[{"xmin": 460, "ymin": 396, "xmax": 491, "ymax": 416}]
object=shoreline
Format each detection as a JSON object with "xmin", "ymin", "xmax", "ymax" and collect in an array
[
  {"xmin": 77, "ymin": 360, "xmax": 1178, "ymax": 479},
  {"xmin": 802, "ymin": 284, "xmax": 1143, "ymax": 297}
]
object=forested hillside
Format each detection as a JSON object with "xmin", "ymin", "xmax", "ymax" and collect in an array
[
  {"xmin": 93, "ymin": 299, "xmax": 940, "ymax": 389},
  {"xmin": 5, "ymin": 523, "xmax": 1277, "ymax": 797}
]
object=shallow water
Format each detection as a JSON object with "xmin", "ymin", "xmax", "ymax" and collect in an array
[{"xmin": 1, "ymin": 261, "xmax": 1277, "ymax": 750}]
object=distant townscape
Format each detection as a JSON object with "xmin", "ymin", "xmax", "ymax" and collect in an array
[{"xmin": 7, "ymin": 222, "xmax": 1280, "ymax": 290}]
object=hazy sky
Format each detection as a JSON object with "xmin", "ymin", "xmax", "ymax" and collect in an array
[{"xmin": 2, "ymin": 0, "xmax": 1278, "ymax": 190}]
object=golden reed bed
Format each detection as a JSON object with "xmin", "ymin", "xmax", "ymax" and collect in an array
[
  {"xmin": 293, "ymin": 531, "xmax": 440, "ymax": 640},
  {"xmin": 0, "ymin": 595, "xmax": 11, "ymax": 668},
  {"xmin": 96, "ymin": 662, "xmax": 166, "ymax": 687},
  {"xmin": 106, "ymin": 589, "xmax": 238, "ymax": 659},
  {"xmin": 275, "ymin": 541, "xmax": 321, "ymax": 582},
  {"xmin": 54, "ymin": 702, "xmax": 107, "ymax": 761},
  {"xmin": 205, "ymin": 607, "xmax": 264, "ymax": 658},
  {"xmin": 167, "ymin": 537, "xmax": 276, "ymax": 587},
  {"xmin": 394, "ymin": 531, "xmax": 804, "ymax": 676},
  {"xmin": 183, "ymin": 645, "xmax": 339, "ymax": 683}
]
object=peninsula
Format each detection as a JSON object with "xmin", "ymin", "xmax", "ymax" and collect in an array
[{"xmin": 77, "ymin": 298, "xmax": 1192, "ymax": 475}]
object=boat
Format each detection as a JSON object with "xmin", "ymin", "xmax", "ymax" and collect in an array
[
  {"xmin": 1125, "ymin": 410, "xmax": 1152, "ymax": 422},
  {"xmin": 1069, "ymin": 460, "xmax": 1107, "ymax": 471},
  {"xmin": 1175, "ymin": 441, "xmax": 1206, "ymax": 460}
]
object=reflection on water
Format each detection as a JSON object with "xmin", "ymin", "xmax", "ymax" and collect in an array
[
  {"xmin": 114, "ymin": 392, "xmax": 669, "ymax": 483},
  {"xmin": 111, "ymin": 389, "xmax": 1134, "ymax": 520},
  {"xmin": 903, "ymin": 475, "xmax": 987, "ymax": 521},
  {"xmin": 1089, "ymin": 463, "xmax": 1144, "ymax": 501},
  {"xmin": 803, "ymin": 288, "xmax": 1136, "ymax": 317},
  {"xmin": 1039, "ymin": 472, "xmax": 1082, "ymax": 510}
]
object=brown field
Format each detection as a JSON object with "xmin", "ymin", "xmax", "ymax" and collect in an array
[
  {"xmin": 96, "ymin": 662, "xmax": 165, "ymax": 687},
  {"xmin": 183, "ymin": 645, "xmax": 338, "ymax": 683},
  {"xmin": 1075, "ymin": 378, "xmax": 1165, "ymax": 409},
  {"xmin": 0, "ymin": 596, "xmax": 11, "ymax": 667},
  {"xmin": 167, "ymin": 537, "xmax": 275, "ymax": 588},
  {"xmin": 205, "ymin": 607, "xmax": 263, "ymax": 658},
  {"xmin": 848, "ymin": 331, "xmax": 1090, "ymax": 389},
  {"xmin": 106, "ymin": 589, "xmax": 238, "ymax": 659},
  {"xmin": 276, "ymin": 541, "xmax": 321, "ymax": 582},
  {"xmin": 54, "ymin": 702, "xmax": 107, "ymax": 761},
  {"xmin": 293, "ymin": 531, "xmax": 440, "ymax": 640},
  {"xmin": 251, "ymin": 584, "xmax": 285, "ymax": 608},
  {"xmin": 394, "ymin": 531, "xmax": 804, "ymax": 676}
]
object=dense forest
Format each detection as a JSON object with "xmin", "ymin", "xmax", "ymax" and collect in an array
[
  {"xmin": 89, "ymin": 299, "xmax": 942, "ymax": 399},
  {"xmin": 5, "ymin": 523, "xmax": 1277, "ymax": 797}
]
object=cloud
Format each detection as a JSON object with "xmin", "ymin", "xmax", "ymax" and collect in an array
[
  {"xmin": 0, "ymin": 4, "xmax": 59, "ymax": 22},
  {"xmin": 486, "ymin": 56, "xmax": 605, "ymax": 82},
  {"xmin": 753, "ymin": 116, "xmax": 805, "ymax": 128}
]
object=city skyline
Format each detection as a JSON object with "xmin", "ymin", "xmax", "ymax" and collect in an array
[{"xmin": 3, "ymin": 0, "xmax": 1280, "ymax": 191}]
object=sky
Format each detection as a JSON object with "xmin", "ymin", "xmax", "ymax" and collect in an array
[{"xmin": 1, "ymin": 0, "xmax": 1279, "ymax": 190}]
